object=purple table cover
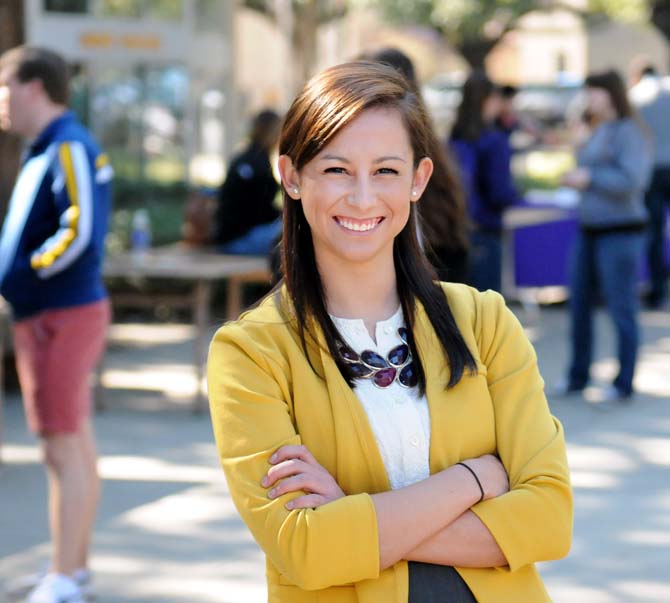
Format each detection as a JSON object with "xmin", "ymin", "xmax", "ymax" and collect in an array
[{"xmin": 511, "ymin": 205, "xmax": 669, "ymax": 288}]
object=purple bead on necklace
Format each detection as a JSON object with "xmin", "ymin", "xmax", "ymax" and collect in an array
[{"xmin": 338, "ymin": 327, "xmax": 418, "ymax": 389}]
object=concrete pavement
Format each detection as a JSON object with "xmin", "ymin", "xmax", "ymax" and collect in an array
[{"xmin": 1, "ymin": 304, "xmax": 668, "ymax": 603}]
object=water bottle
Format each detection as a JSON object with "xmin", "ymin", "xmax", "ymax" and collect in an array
[{"xmin": 130, "ymin": 209, "xmax": 152, "ymax": 259}]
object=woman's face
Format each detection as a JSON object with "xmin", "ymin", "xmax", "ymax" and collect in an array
[
  {"xmin": 482, "ymin": 91, "xmax": 502, "ymax": 122},
  {"xmin": 279, "ymin": 107, "xmax": 432, "ymax": 272},
  {"xmin": 585, "ymin": 86, "xmax": 613, "ymax": 119}
]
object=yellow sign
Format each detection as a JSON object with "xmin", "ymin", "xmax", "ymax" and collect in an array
[
  {"xmin": 80, "ymin": 33, "xmax": 114, "ymax": 48},
  {"xmin": 80, "ymin": 32, "xmax": 162, "ymax": 51}
]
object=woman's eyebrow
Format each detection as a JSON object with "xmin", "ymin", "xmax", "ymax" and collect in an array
[{"xmin": 319, "ymin": 154, "xmax": 406, "ymax": 163}]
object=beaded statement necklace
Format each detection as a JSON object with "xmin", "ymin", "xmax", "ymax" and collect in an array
[{"xmin": 338, "ymin": 327, "xmax": 418, "ymax": 389}]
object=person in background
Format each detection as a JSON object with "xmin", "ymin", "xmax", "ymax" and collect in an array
[
  {"xmin": 495, "ymin": 84, "xmax": 543, "ymax": 148},
  {"xmin": 208, "ymin": 60, "xmax": 572, "ymax": 603},
  {"xmin": 630, "ymin": 63, "xmax": 670, "ymax": 309},
  {"xmin": 214, "ymin": 109, "xmax": 282, "ymax": 255},
  {"xmin": 559, "ymin": 69, "xmax": 651, "ymax": 402},
  {"xmin": 0, "ymin": 46, "xmax": 112, "ymax": 603},
  {"xmin": 495, "ymin": 85, "xmax": 521, "ymax": 138},
  {"xmin": 450, "ymin": 70, "xmax": 519, "ymax": 293},
  {"xmin": 364, "ymin": 47, "xmax": 469, "ymax": 283}
]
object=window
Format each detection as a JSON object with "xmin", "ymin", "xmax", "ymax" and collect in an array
[
  {"xmin": 97, "ymin": 0, "xmax": 181, "ymax": 19},
  {"xmin": 98, "ymin": 0, "xmax": 142, "ymax": 17},
  {"xmin": 44, "ymin": 0, "xmax": 88, "ymax": 13},
  {"xmin": 145, "ymin": 0, "xmax": 182, "ymax": 20}
]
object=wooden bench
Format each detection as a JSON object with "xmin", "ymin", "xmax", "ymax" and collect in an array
[{"xmin": 102, "ymin": 246, "xmax": 272, "ymax": 412}]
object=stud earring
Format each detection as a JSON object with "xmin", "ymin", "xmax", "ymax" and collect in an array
[
  {"xmin": 293, "ymin": 187, "xmax": 299, "ymax": 195},
  {"xmin": 411, "ymin": 190, "xmax": 417, "ymax": 198}
]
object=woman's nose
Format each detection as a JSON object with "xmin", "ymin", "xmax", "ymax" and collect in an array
[{"xmin": 347, "ymin": 177, "xmax": 376, "ymax": 209}]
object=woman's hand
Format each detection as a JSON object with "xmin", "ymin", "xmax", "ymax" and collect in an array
[
  {"xmin": 460, "ymin": 454, "xmax": 510, "ymax": 501},
  {"xmin": 262, "ymin": 444, "xmax": 345, "ymax": 510},
  {"xmin": 561, "ymin": 167, "xmax": 591, "ymax": 190}
]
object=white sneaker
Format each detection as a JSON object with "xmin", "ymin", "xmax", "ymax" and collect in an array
[
  {"xmin": 600, "ymin": 384, "xmax": 633, "ymax": 403},
  {"xmin": 547, "ymin": 379, "xmax": 584, "ymax": 398},
  {"xmin": 26, "ymin": 574, "xmax": 84, "ymax": 603},
  {"xmin": 7, "ymin": 569, "xmax": 93, "ymax": 602},
  {"xmin": 70, "ymin": 570, "xmax": 94, "ymax": 602}
]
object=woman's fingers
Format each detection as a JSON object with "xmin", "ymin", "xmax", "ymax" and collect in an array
[
  {"xmin": 262, "ymin": 458, "xmax": 308, "ymax": 487},
  {"xmin": 269, "ymin": 444, "xmax": 315, "ymax": 465},
  {"xmin": 285, "ymin": 493, "xmax": 327, "ymax": 510},
  {"xmin": 267, "ymin": 472, "xmax": 314, "ymax": 499},
  {"xmin": 262, "ymin": 443, "xmax": 345, "ymax": 508}
]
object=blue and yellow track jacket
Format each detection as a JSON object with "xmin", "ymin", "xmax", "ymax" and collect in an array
[{"xmin": 0, "ymin": 111, "xmax": 113, "ymax": 320}]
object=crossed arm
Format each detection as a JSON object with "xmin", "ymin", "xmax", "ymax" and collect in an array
[{"xmin": 263, "ymin": 444, "xmax": 509, "ymax": 571}]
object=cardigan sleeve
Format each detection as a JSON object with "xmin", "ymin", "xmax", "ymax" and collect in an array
[
  {"xmin": 470, "ymin": 290, "xmax": 573, "ymax": 572},
  {"xmin": 207, "ymin": 322, "xmax": 380, "ymax": 590}
]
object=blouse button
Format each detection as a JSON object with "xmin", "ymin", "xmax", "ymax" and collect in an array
[
  {"xmin": 384, "ymin": 325, "xmax": 393, "ymax": 334},
  {"xmin": 409, "ymin": 436, "xmax": 420, "ymax": 447}
]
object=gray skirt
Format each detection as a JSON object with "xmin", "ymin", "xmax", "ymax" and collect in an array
[{"xmin": 408, "ymin": 562, "xmax": 477, "ymax": 603}]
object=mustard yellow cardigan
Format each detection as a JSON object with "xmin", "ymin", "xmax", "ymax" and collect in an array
[{"xmin": 207, "ymin": 283, "xmax": 572, "ymax": 603}]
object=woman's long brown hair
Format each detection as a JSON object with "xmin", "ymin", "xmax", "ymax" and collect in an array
[{"xmin": 278, "ymin": 61, "xmax": 477, "ymax": 394}]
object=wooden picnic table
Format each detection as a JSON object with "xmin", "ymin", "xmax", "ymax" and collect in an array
[{"xmin": 103, "ymin": 246, "xmax": 271, "ymax": 412}]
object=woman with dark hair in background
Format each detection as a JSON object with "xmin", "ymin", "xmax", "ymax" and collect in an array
[
  {"xmin": 214, "ymin": 109, "xmax": 282, "ymax": 255},
  {"xmin": 364, "ymin": 47, "xmax": 470, "ymax": 283},
  {"xmin": 208, "ymin": 60, "xmax": 571, "ymax": 602},
  {"xmin": 558, "ymin": 70, "xmax": 651, "ymax": 401},
  {"xmin": 450, "ymin": 70, "xmax": 519, "ymax": 293}
]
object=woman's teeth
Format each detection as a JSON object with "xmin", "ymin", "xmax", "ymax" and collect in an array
[{"xmin": 336, "ymin": 217, "xmax": 381, "ymax": 232}]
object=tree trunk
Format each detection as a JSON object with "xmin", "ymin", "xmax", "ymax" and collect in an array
[
  {"xmin": 291, "ymin": 0, "xmax": 318, "ymax": 93},
  {"xmin": 457, "ymin": 38, "xmax": 498, "ymax": 70},
  {"xmin": 0, "ymin": 0, "xmax": 24, "ymax": 220}
]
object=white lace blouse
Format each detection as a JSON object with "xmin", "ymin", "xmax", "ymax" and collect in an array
[{"xmin": 330, "ymin": 307, "xmax": 431, "ymax": 490}]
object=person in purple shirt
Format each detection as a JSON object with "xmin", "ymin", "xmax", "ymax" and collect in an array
[{"xmin": 450, "ymin": 71, "xmax": 519, "ymax": 293}]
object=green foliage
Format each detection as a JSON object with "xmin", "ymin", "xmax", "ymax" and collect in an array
[
  {"xmin": 371, "ymin": 0, "xmax": 537, "ymax": 46},
  {"xmin": 587, "ymin": 0, "xmax": 650, "ymax": 24},
  {"xmin": 370, "ymin": 0, "xmax": 659, "ymax": 64},
  {"xmin": 241, "ymin": 0, "xmax": 348, "ymax": 23}
]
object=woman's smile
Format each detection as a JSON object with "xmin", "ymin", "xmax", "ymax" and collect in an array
[{"xmin": 333, "ymin": 216, "xmax": 385, "ymax": 233}]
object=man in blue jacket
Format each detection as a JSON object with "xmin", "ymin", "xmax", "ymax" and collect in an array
[{"xmin": 0, "ymin": 46, "xmax": 111, "ymax": 603}]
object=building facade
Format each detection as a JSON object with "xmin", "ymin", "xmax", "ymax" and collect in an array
[{"xmin": 25, "ymin": 0, "xmax": 236, "ymax": 191}]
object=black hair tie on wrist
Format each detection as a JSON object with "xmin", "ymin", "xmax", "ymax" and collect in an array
[{"xmin": 457, "ymin": 462, "xmax": 485, "ymax": 503}]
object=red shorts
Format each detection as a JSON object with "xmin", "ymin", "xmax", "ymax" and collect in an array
[{"xmin": 13, "ymin": 299, "xmax": 111, "ymax": 435}]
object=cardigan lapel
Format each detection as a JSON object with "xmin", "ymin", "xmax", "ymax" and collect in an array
[
  {"xmin": 277, "ymin": 292, "xmax": 390, "ymax": 495},
  {"xmin": 315, "ymin": 334, "xmax": 391, "ymax": 496},
  {"xmin": 413, "ymin": 301, "xmax": 459, "ymax": 474},
  {"xmin": 415, "ymin": 299, "xmax": 495, "ymax": 472}
]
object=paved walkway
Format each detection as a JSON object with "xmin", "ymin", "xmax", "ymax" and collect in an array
[{"xmin": 1, "ymin": 304, "xmax": 668, "ymax": 603}]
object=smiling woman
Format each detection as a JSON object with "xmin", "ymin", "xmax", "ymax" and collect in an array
[
  {"xmin": 278, "ymin": 107, "xmax": 432, "ymax": 281},
  {"xmin": 207, "ymin": 61, "xmax": 572, "ymax": 603}
]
